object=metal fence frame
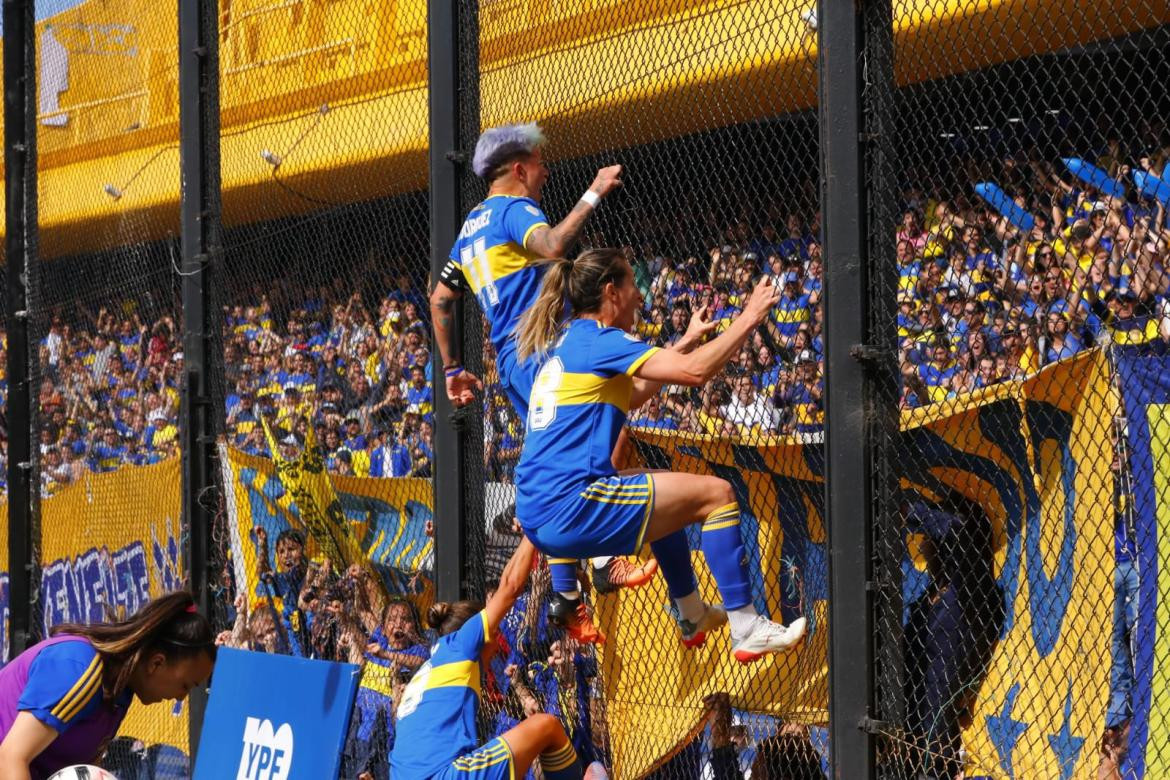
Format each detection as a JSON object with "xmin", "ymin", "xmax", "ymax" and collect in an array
[{"xmin": 2, "ymin": 0, "xmax": 882, "ymax": 771}]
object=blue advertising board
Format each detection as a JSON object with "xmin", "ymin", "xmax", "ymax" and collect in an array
[{"xmin": 192, "ymin": 648, "xmax": 360, "ymax": 780}]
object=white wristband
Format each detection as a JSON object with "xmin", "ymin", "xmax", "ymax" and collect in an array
[{"xmin": 580, "ymin": 190, "xmax": 601, "ymax": 208}]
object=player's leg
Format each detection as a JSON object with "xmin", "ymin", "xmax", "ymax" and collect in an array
[
  {"xmin": 497, "ymin": 713, "xmax": 586, "ymax": 779},
  {"xmin": 497, "ymin": 343, "xmax": 599, "ymax": 639},
  {"xmin": 640, "ymin": 470, "xmax": 807, "ymax": 662}
]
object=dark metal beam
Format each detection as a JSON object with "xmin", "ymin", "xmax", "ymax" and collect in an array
[
  {"xmin": 428, "ymin": 0, "xmax": 470, "ymax": 603},
  {"xmin": 4, "ymin": 0, "xmax": 38, "ymax": 659},
  {"xmin": 819, "ymin": 0, "xmax": 876, "ymax": 776},
  {"xmin": 178, "ymin": 0, "xmax": 221, "ymax": 757}
]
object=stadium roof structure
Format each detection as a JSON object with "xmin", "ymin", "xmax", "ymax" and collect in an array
[{"xmin": 3, "ymin": 0, "xmax": 1167, "ymax": 257}]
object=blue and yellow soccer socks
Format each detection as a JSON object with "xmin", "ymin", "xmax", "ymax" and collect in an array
[
  {"xmin": 700, "ymin": 502, "xmax": 752, "ymax": 610},
  {"xmin": 540, "ymin": 740, "xmax": 583, "ymax": 779},
  {"xmin": 549, "ymin": 559, "xmax": 580, "ymax": 599},
  {"xmin": 650, "ymin": 530, "xmax": 696, "ymax": 599}
]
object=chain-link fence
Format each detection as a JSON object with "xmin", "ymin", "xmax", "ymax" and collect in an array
[
  {"xmin": 7, "ymin": 0, "xmax": 1170, "ymax": 777},
  {"xmin": 207, "ymin": 0, "xmax": 436, "ymax": 777},
  {"xmin": 451, "ymin": 1, "xmax": 829, "ymax": 777},
  {"xmin": 865, "ymin": 2, "xmax": 1170, "ymax": 778},
  {"xmin": 29, "ymin": 0, "xmax": 191, "ymax": 773}
]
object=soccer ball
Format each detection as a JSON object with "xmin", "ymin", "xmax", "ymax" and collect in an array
[{"xmin": 47, "ymin": 767, "xmax": 119, "ymax": 780}]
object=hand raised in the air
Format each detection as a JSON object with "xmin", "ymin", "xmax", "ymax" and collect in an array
[
  {"xmin": 676, "ymin": 304, "xmax": 718, "ymax": 352},
  {"xmin": 742, "ymin": 277, "xmax": 781, "ymax": 325},
  {"xmin": 589, "ymin": 164, "xmax": 624, "ymax": 199}
]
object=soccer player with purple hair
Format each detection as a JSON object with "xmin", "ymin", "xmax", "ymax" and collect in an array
[{"xmin": 430, "ymin": 122, "xmax": 656, "ymax": 644}]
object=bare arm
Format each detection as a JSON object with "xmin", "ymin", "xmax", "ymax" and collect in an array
[
  {"xmin": 0, "ymin": 712, "xmax": 59, "ymax": 780},
  {"xmin": 483, "ymin": 536, "xmax": 538, "ymax": 633},
  {"xmin": 629, "ymin": 305, "xmax": 717, "ymax": 410},
  {"xmin": 636, "ymin": 279, "xmax": 780, "ymax": 387},
  {"xmin": 524, "ymin": 165, "xmax": 623, "ymax": 259},
  {"xmin": 429, "ymin": 283, "xmax": 462, "ymax": 370}
]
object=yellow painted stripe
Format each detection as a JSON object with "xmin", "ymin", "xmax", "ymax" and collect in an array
[
  {"xmin": 625, "ymin": 346, "xmax": 661, "ymax": 376},
  {"xmin": 1146, "ymin": 402, "xmax": 1170, "ymax": 774},
  {"xmin": 50, "ymin": 655, "xmax": 102, "ymax": 721}
]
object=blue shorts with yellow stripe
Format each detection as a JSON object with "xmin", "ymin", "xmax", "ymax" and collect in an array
[
  {"xmin": 523, "ymin": 473, "xmax": 655, "ymax": 559},
  {"xmin": 435, "ymin": 736, "xmax": 515, "ymax": 780},
  {"xmin": 496, "ymin": 337, "xmax": 541, "ymax": 419}
]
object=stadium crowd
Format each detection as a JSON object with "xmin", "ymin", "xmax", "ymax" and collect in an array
[
  {"xmin": 15, "ymin": 138, "xmax": 1170, "ymax": 497},
  {"xmin": 3, "ymin": 128, "xmax": 1167, "ymax": 777}
]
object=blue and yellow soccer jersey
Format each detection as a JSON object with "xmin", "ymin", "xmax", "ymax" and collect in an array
[
  {"xmin": 515, "ymin": 319, "xmax": 660, "ymax": 525},
  {"xmin": 391, "ymin": 611, "xmax": 491, "ymax": 778},
  {"xmin": 771, "ymin": 293, "xmax": 812, "ymax": 339},
  {"xmin": 441, "ymin": 194, "xmax": 551, "ymax": 351},
  {"xmin": 17, "ymin": 639, "xmax": 107, "ymax": 732}
]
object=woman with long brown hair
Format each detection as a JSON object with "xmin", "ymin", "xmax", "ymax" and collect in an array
[
  {"xmin": 514, "ymin": 248, "xmax": 807, "ymax": 663},
  {"xmin": 391, "ymin": 537, "xmax": 607, "ymax": 779},
  {"xmin": 0, "ymin": 590, "xmax": 215, "ymax": 779}
]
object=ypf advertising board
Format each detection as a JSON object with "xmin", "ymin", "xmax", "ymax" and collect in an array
[{"xmin": 192, "ymin": 648, "xmax": 360, "ymax": 780}]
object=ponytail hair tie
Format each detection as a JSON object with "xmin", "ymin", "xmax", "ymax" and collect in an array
[{"xmin": 185, "ymin": 604, "xmax": 198, "ymax": 614}]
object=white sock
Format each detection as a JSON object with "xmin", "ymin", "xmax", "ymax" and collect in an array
[
  {"xmin": 674, "ymin": 591, "xmax": 705, "ymax": 624},
  {"xmin": 727, "ymin": 605, "xmax": 759, "ymax": 640},
  {"xmin": 591, "ymin": 556, "xmax": 613, "ymax": 568},
  {"xmin": 558, "ymin": 590, "xmax": 581, "ymax": 601}
]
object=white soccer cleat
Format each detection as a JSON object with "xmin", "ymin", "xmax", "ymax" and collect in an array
[
  {"xmin": 673, "ymin": 602, "xmax": 729, "ymax": 649},
  {"xmin": 731, "ymin": 615, "xmax": 807, "ymax": 663},
  {"xmin": 585, "ymin": 761, "xmax": 611, "ymax": 780}
]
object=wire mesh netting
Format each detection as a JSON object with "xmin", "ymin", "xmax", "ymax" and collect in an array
[
  {"xmin": 29, "ymin": 0, "xmax": 192, "ymax": 773},
  {"xmin": 454, "ymin": 1, "xmax": 829, "ymax": 777},
  {"xmin": 206, "ymin": 1, "xmax": 437, "ymax": 777},
  {"xmin": 864, "ymin": 2, "xmax": 1170, "ymax": 778}
]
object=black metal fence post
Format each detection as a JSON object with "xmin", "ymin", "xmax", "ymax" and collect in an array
[
  {"xmin": 819, "ymin": 0, "xmax": 876, "ymax": 776},
  {"xmin": 429, "ymin": 0, "xmax": 470, "ymax": 603},
  {"xmin": 178, "ymin": 0, "xmax": 221, "ymax": 755},
  {"xmin": 4, "ymin": 0, "xmax": 38, "ymax": 659}
]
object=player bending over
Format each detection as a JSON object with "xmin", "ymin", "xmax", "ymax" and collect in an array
[
  {"xmin": 430, "ymin": 121, "xmax": 655, "ymax": 644},
  {"xmin": 0, "ymin": 592, "xmax": 215, "ymax": 779},
  {"xmin": 391, "ymin": 536, "xmax": 607, "ymax": 779},
  {"xmin": 513, "ymin": 248, "xmax": 807, "ymax": 661}
]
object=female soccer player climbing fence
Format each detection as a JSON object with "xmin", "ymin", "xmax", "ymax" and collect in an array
[
  {"xmin": 391, "ymin": 536, "xmax": 607, "ymax": 780},
  {"xmin": 514, "ymin": 248, "xmax": 807, "ymax": 662}
]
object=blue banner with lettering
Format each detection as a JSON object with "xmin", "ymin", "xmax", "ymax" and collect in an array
[{"xmin": 193, "ymin": 648, "xmax": 360, "ymax": 780}]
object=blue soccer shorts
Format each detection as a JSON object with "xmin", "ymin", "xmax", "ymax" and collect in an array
[
  {"xmin": 523, "ymin": 473, "xmax": 656, "ymax": 559},
  {"xmin": 435, "ymin": 736, "xmax": 515, "ymax": 780}
]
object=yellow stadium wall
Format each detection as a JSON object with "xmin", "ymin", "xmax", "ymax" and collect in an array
[{"xmin": 10, "ymin": 0, "xmax": 1170, "ymax": 257}]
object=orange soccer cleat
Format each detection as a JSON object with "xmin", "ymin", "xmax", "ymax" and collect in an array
[
  {"xmin": 548, "ymin": 592, "xmax": 607, "ymax": 644},
  {"xmin": 591, "ymin": 556, "xmax": 659, "ymax": 595}
]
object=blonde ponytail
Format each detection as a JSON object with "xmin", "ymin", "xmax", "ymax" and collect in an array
[{"xmin": 516, "ymin": 258, "xmax": 573, "ymax": 361}]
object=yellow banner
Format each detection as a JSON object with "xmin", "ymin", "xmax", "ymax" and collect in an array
[
  {"xmin": 36, "ymin": 458, "xmax": 190, "ymax": 757},
  {"xmin": 219, "ymin": 443, "xmax": 435, "ymax": 622},
  {"xmin": 607, "ymin": 349, "xmax": 1113, "ymax": 778}
]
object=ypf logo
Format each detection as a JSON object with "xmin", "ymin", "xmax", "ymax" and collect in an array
[{"xmin": 236, "ymin": 717, "xmax": 294, "ymax": 780}]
